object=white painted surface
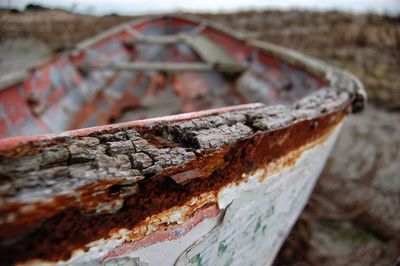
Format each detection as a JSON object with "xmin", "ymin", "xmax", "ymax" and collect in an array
[
  {"xmin": 100, "ymin": 123, "xmax": 343, "ymax": 266},
  {"xmin": 176, "ymin": 123, "xmax": 343, "ymax": 266},
  {"xmin": 104, "ymin": 215, "xmax": 221, "ymax": 266}
]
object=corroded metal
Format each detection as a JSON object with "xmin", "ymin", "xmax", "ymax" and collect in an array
[{"xmin": 0, "ymin": 14, "xmax": 365, "ymax": 266}]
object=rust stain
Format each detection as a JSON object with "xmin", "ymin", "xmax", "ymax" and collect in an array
[
  {"xmin": 0, "ymin": 108, "xmax": 347, "ymax": 265},
  {"xmin": 171, "ymin": 168, "xmax": 206, "ymax": 184},
  {"xmin": 0, "ymin": 194, "xmax": 75, "ymax": 242},
  {"xmin": 257, "ymin": 118, "xmax": 341, "ymax": 183}
]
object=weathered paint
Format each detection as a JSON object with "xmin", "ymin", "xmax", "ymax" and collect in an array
[{"xmin": 0, "ymin": 14, "xmax": 365, "ymax": 266}]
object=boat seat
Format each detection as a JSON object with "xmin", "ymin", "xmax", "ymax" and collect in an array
[
  {"xmin": 81, "ymin": 34, "xmax": 244, "ymax": 74},
  {"xmin": 79, "ymin": 61, "xmax": 243, "ymax": 73},
  {"xmin": 123, "ymin": 34, "xmax": 186, "ymax": 45}
]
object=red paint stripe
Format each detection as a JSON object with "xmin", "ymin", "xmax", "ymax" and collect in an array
[{"xmin": 104, "ymin": 204, "xmax": 220, "ymax": 259}]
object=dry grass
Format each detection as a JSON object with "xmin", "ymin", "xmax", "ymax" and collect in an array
[
  {"xmin": 199, "ymin": 11, "xmax": 400, "ymax": 110},
  {"xmin": 0, "ymin": 10, "xmax": 134, "ymax": 52}
]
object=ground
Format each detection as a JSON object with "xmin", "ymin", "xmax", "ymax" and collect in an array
[{"xmin": 0, "ymin": 8, "xmax": 399, "ymax": 265}]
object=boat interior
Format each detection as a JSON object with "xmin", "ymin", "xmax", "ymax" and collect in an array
[{"xmin": 0, "ymin": 16, "xmax": 325, "ymax": 138}]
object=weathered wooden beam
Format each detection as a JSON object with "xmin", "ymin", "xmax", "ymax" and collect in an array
[
  {"xmin": 123, "ymin": 34, "xmax": 185, "ymax": 45},
  {"xmin": 184, "ymin": 35, "xmax": 240, "ymax": 66},
  {"xmin": 79, "ymin": 62, "xmax": 244, "ymax": 73},
  {"xmin": 123, "ymin": 34, "xmax": 243, "ymax": 72},
  {"xmin": 0, "ymin": 71, "xmax": 28, "ymax": 90}
]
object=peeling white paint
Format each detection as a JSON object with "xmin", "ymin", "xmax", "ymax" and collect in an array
[
  {"xmin": 26, "ymin": 123, "xmax": 342, "ymax": 266},
  {"xmin": 106, "ymin": 214, "xmax": 221, "ymax": 266},
  {"xmin": 176, "ymin": 123, "xmax": 343, "ymax": 266}
]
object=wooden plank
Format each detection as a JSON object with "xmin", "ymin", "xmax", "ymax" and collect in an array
[
  {"xmin": 0, "ymin": 71, "xmax": 28, "ymax": 90},
  {"xmin": 123, "ymin": 34, "xmax": 244, "ymax": 72},
  {"xmin": 124, "ymin": 34, "xmax": 185, "ymax": 45},
  {"xmin": 80, "ymin": 62, "xmax": 243, "ymax": 73},
  {"xmin": 183, "ymin": 35, "xmax": 238, "ymax": 66}
]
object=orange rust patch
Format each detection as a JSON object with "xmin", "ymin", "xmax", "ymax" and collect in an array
[
  {"xmin": 0, "ymin": 109, "xmax": 347, "ymax": 265},
  {"xmin": 171, "ymin": 168, "xmax": 206, "ymax": 184},
  {"xmin": 257, "ymin": 120, "xmax": 341, "ymax": 183}
]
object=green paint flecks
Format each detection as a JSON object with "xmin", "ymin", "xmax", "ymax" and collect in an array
[
  {"xmin": 218, "ymin": 242, "xmax": 228, "ymax": 257},
  {"xmin": 262, "ymin": 224, "xmax": 267, "ymax": 235},
  {"xmin": 254, "ymin": 218, "xmax": 262, "ymax": 233},
  {"xmin": 190, "ymin": 253, "xmax": 203, "ymax": 266}
]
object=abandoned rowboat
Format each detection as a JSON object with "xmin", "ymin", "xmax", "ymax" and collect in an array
[{"xmin": 0, "ymin": 15, "xmax": 365, "ymax": 266}]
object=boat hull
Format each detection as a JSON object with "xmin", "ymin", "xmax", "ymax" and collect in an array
[
  {"xmin": 0, "ymin": 14, "xmax": 365, "ymax": 266},
  {"xmin": 90, "ymin": 122, "xmax": 343, "ymax": 266}
]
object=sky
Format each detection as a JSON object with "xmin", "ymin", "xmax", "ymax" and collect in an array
[{"xmin": 1, "ymin": 0, "xmax": 400, "ymax": 15}]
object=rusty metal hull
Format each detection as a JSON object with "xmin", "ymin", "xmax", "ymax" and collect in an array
[{"xmin": 0, "ymin": 15, "xmax": 365, "ymax": 266}]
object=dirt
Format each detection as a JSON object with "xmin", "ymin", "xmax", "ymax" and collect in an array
[
  {"xmin": 0, "ymin": 37, "xmax": 51, "ymax": 78},
  {"xmin": 0, "ymin": 8, "xmax": 399, "ymax": 265}
]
